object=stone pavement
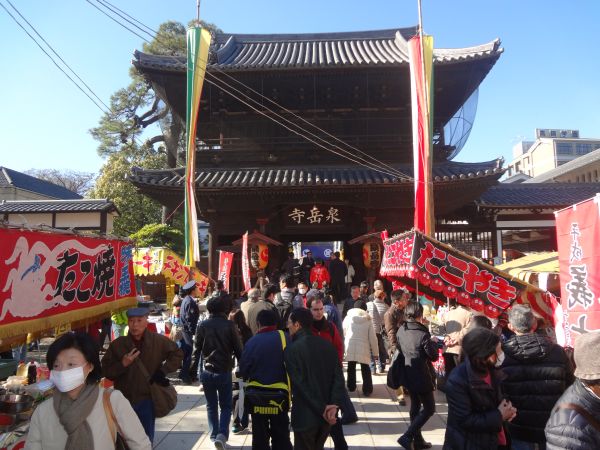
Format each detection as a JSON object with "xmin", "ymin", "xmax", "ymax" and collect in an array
[{"xmin": 154, "ymin": 368, "xmax": 448, "ymax": 450}]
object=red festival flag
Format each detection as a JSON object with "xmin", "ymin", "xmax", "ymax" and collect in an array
[
  {"xmin": 241, "ymin": 232, "xmax": 251, "ymax": 292},
  {"xmin": 408, "ymin": 34, "xmax": 435, "ymax": 236},
  {"xmin": 555, "ymin": 195, "xmax": 600, "ymax": 346},
  {"xmin": 217, "ymin": 250, "xmax": 234, "ymax": 292}
]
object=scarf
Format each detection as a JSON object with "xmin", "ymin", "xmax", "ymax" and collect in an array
[{"xmin": 53, "ymin": 383, "xmax": 99, "ymax": 450}]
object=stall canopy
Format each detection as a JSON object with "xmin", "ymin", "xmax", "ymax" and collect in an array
[
  {"xmin": 133, "ymin": 247, "xmax": 210, "ymax": 298},
  {"xmin": 380, "ymin": 230, "xmax": 557, "ymax": 323},
  {"xmin": 497, "ymin": 252, "xmax": 559, "ymax": 294},
  {"xmin": 0, "ymin": 226, "xmax": 137, "ymax": 340}
]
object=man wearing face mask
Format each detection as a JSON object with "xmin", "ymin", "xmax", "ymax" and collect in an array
[
  {"xmin": 294, "ymin": 281, "xmax": 309, "ymax": 309},
  {"xmin": 500, "ymin": 305, "xmax": 573, "ymax": 450},
  {"xmin": 102, "ymin": 307, "xmax": 183, "ymax": 443}
]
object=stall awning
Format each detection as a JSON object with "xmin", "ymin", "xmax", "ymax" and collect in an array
[
  {"xmin": 133, "ymin": 247, "xmax": 211, "ymax": 295},
  {"xmin": 497, "ymin": 252, "xmax": 558, "ymax": 282},
  {"xmin": 380, "ymin": 230, "xmax": 558, "ymax": 324}
]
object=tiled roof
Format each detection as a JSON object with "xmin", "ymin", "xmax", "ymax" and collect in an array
[
  {"xmin": 130, "ymin": 160, "xmax": 504, "ymax": 190},
  {"xmin": 0, "ymin": 199, "xmax": 117, "ymax": 214},
  {"xmin": 523, "ymin": 146, "xmax": 600, "ymax": 183},
  {"xmin": 476, "ymin": 183, "xmax": 600, "ymax": 208},
  {"xmin": 133, "ymin": 28, "xmax": 502, "ymax": 72},
  {"xmin": 0, "ymin": 167, "xmax": 82, "ymax": 200}
]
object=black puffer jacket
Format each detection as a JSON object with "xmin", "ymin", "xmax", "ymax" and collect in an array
[
  {"xmin": 396, "ymin": 321, "xmax": 437, "ymax": 394},
  {"xmin": 443, "ymin": 360, "xmax": 505, "ymax": 450},
  {"xmin": 191, "ymin": 314, "xmax": 243, "ymax": 374},
  {"xmin": 545, "ymin": 379, "xmax": 600, "ymax": 450},
  {"xmin": 500, "ymin": 333, "xmax": 574, "ymax": 443}
]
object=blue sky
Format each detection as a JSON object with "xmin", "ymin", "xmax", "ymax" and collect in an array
[{"xmin": 1, "ymin": 0, "xmax": 599, "ymax": 174}]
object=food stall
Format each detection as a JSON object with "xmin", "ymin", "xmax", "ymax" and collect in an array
[
  {"xmin": 0, "ymin": 225, "xmax": 138, "ymax": 449},
  {"xmin": 380, "ymin": 229, "xmax": 558, "ymax": 324},
  {"xmin": 133, "ymin": 247, "xmax": 210, "ymax": 306}
]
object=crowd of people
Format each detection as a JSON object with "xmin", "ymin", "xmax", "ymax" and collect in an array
[{"xmin": 23, "ymin": 251, "xmax": 600, "ymax": 450}]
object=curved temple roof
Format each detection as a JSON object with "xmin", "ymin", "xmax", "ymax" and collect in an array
[
  {"xmin": 133, "ymin": 27, "xmax": 503, "ymax": 72},
  {"xmin": 129, "ymin": 159, "xmax": 505, "ymax": 191}
]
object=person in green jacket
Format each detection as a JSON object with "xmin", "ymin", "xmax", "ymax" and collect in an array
[
  {"xmin": 284, "ymin": 308, "xmax": 346, "ymax": 450},
  {"xmin": 111, "ymin": 309, "xmax": 129, "ymax": 338}
]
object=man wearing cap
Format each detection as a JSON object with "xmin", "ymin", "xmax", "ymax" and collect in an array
[
  {"xmin": 545, "ymin": 331, "xmax": 600, "ymax": 449},
  {"xmin": 179, "ymin": 280, "xmax": 200, "ymax": 384},
  {"xmin": 102, "ymin": 307, "xmax": 183, "ymax": 443}
]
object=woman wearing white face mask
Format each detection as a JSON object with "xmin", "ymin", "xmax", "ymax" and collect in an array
[{"xmin": 25, "ymin": 332, "xmax": 151, "ymax": 450}]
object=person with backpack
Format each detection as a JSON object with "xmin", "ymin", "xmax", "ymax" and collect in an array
[
  {"xmin": 275, "ymin": 274, "xmax": 296, "ymax": 329},
  {"xmin": 239, "ymin": 309, "xmax": 293, "ymax": 450},
  {"xmin": 367, "ymin": 289, "xmax": 389, "ymax": 374}
]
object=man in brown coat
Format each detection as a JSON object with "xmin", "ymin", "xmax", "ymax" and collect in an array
[
  {"xmin": 383, "ymin": 288, "xmax": 410, "ymax": 405},
  {"xmin": 102, "ymin": 307, "xmax": 183, "ymax": 443}
]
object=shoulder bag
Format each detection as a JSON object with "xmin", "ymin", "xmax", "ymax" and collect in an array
[
  {"xmin": 386, "ymin": 348, "xmax": 406, "ymax": 390},
  {"xmin": 102, "ymin": 389, "xmax": 129, "ymax": 450},
  {"xmin": 244, "ymin": 330, "xmax": 291, "ymax": 415},
  {"xmin": 135, "ymin": 357, "xmax": 178, "ymax": 418}
]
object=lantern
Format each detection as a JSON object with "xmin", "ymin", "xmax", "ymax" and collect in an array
[
  {"xmin": 250, "ymin": 244, "xmax": 269, "ymax": 270},
  {"xmin": 362, "ymin": 243, "xmax": 381, "ymax": 269}
]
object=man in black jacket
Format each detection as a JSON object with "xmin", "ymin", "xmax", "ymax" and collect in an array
[
  {"xmin": 500, "ymin": 305, "xmax": 573, "ymax": 450},
  {"xmin": 191, "ymin": 297, "xmax": 243, "ymax": 449},
  {"xmin": 285, "ymin": 308, "xmax": 345, "ymax": 450},
  {"xmin": 179, "ymin": 280, "xmax": 200, "ymax": 384},
  {"xmin": 545, "ymin": 331, "xmax": 600, "ymax": 450},
  {"xmin": 328, "ymin": 251, "xmax": 348, "ymax": 304}
]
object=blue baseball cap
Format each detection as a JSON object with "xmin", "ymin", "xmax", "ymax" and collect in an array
[
  {"xmin": 182, "ymin": 280, "xmax": 196, "ymax": 291},
  {"xmin": 126, "ymin": 307, "xmax": 150, "ymax": 318}
]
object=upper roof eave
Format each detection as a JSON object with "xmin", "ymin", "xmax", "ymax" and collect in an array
[{"xmin": 132, "ymin": 28, "xmax": 502, "ymax": 73}]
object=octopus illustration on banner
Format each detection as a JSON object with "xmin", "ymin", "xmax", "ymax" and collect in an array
[{"xmin": 1, "ymin": 236, "xmax": 108, "ymax": 320}]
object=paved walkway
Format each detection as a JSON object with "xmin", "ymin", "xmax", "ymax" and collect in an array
[{"xmin": 154, "ymin": 369, "xmax": 448, "ymax": 449}]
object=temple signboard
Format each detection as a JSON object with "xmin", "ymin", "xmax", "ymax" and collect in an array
[{"xmin": 285, "ymin": 205, "xmax": 344, "ymax": 227}]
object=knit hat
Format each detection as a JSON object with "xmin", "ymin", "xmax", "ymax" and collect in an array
[
  {"xmin": 574, "ymin": 331, "xmax": 600, "ymax": 380},
  {"xmin": 461, "ymin": 327, "xmax": 499, "ymax": 359}
]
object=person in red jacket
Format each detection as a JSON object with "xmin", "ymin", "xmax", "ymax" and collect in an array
[{"xmin": 310, "ymin": 258, "xmax": 330, "ymax": 289}]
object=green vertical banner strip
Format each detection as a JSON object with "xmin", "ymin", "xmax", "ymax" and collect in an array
[{"xmin": 184, "ymin": 27, "xmax": 211, "ymax": 266}]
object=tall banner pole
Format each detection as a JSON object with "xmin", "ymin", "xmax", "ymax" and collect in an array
[
  {"xmin": 184, "ymin": 24, "xmax": 212, "ymax": 265},
  {"xmin": 411, "ymin": 0, "xmax": 435, "ymax": 236}
]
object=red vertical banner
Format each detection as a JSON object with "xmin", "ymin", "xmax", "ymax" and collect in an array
[
  {"xmin": 555, "ymin": 195, "xmax": 600, "ymax": 347},
  {"xmin": 409, "ymin": 34, "xmax": 435, "ymax": 236},
  {"xmin": 241, "ymin": 232, "xmax": 251, "ymax": 292},
  {"xmin": 217, "ymin": 250, "xmax": 234, "ymax": 292}
]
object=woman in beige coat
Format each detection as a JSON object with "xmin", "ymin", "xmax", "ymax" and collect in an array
[
  {"xmin": 343, "ymin": 307, "xmax": 378, "ymax": 396},
  {"xmin": 25, "ymin": 332, "xmax": 151, "ymax": 450}
]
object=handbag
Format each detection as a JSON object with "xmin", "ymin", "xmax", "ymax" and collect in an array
[
  {"xmin": 386, "ymin": 348, "xmax": 406, "ymax": 390},
  {"xmin": 244, "ymin": 330, "xmax": 290, "ymax": 415},
  {"xmin": 102, "ymin": 389, "xmax": 129, "ymax": 450},
  {"xmin": 135, "ymin": 357, "xmax": 178, "ymax": 418}
]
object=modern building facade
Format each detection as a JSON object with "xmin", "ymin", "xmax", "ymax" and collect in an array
[{"xmin": 507, "ymin": 129, "xmax": 600, "ymax": 179}]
